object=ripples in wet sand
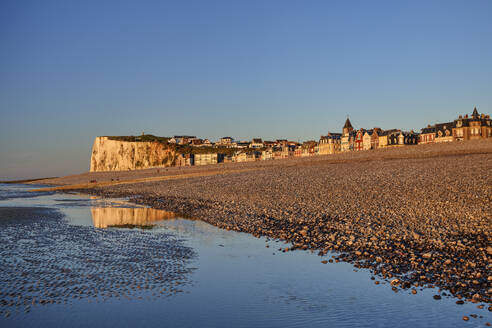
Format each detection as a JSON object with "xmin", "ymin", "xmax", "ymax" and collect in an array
[{"xmin": 0, "ymin": 207, "xmax": 196, "ymax": 317}]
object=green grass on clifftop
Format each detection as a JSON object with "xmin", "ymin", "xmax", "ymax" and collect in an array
[
  {"xmin": 105, "ymin": 135, "xmax": 238, "ymax": 156},
  {"xmin": 106, "ymin": 135, "xmax": 171, "ymax": 143}
]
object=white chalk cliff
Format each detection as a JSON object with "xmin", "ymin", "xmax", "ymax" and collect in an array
[{"xmin": 90, "ymin": 137, "xmax": 176, "ymax": 172}]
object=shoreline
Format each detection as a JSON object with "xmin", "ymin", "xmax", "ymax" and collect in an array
[
  {"xmin": 2, "ymin": 193, "xmax": 487, "ymax": 326},
  {"xmin": 85, "ymin": 187, "xmax": 491, "ymax": 307},
  {"xmin": 31, "ymin": 140, "xmax": 492, "ymax": 306},
  {"xmin": 0, "ymin": 177, "xmax": 58, "ymax": 184}
]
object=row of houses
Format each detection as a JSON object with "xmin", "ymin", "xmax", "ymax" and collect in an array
[
  {"xmin": 169, "ymin": 135, "xmax": 214, "ymax": 147},
  {"xmin": 420, "ymin": 107, "xmax": 492, "ymax": 143},
  {"xmin": 319, "ymin": 107, "xmax": 490, "ymax": 155},
  {"xmin": 169, "ymin": 135, "xmax": 300, "ymax": 150},
  {"xmin": 215, "ymin": 137, "xmax": 302, "ymax": 149},
  {"xmin": 173, "ymin": 107, "xmax": 491, "ymax": 166},
  {"xmin": 175, "ymin": 145, "xmax": 297, "ymax": 166},
  {"xmin": 319, "ymin": 120, "xmax": 420, "ymax": 155}
]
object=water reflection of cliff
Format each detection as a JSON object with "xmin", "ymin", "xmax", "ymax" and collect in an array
[{"xmin": 91, "ymin": 207, "xmax": 177, "ymax": 228}]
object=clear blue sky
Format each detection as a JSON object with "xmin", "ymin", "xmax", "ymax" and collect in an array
[{"xmin": 1, "ymin": 0, "xmax": 491, "ymax": 179}]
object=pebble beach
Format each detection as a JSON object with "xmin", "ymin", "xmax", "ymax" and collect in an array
[{"xmin": 44, "ymin": 140, "xmax": 492, "ymax": 307}]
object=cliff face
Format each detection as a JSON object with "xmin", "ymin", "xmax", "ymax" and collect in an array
[{"xmin": 90, "ymin": 137, "xmax": 176, "ymax": 172}]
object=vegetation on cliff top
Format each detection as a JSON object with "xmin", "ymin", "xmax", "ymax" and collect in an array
[
  {"xmin": 173, "ymin": 144, "xmax": 237, "ymax": 156},
  {"xmin": 105, "ymin": 135, "xmax": 241, "ymax": 156},
  {"xmin": 107, "ymin": 135, "xmax": 171, "ymax": 143}
]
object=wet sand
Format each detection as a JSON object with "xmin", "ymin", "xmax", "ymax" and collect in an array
[
  {"xmin": 0, "ymin": 206, "xmax": 196, "ymax": 317},
  {"xmin": 72, "ymin": 140, "xmax": 492, "ymax": 306}
]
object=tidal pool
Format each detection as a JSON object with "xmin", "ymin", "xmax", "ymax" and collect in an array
[{"xmin": 0, "ymin": 183, "xmax": 490, "ymax": 327}]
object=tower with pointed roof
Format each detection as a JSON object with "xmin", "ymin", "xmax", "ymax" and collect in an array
[
  {"xmin": 342, "ymin": 117, "xmax": 354, "ymax": 136},
  {"xmin": 472, "ymin": 107, "xmax": 480, "ymax": 119},
  {"xmin": 340, "ymin": 116, "xmax": 356, "ymax": 152}
]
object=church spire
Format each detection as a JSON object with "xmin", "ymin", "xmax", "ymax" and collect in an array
[
  {"xmin": 343, "ymin": 117, "xmax": 353, "ymax": 129},
  {"xmin": 343, "ymin": 116, "xmax": 354, "ymax": 135},
  {"xmin": 472, "ymin": 107, "xmax": 479, "ymax": 118}
]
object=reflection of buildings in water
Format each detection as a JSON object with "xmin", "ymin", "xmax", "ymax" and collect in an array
[
  {"xmin": 91, "ymin": 206, "xmax": 236, "ymax": 244},
  {"xmin": 91, "ymin": 207, "xmax": 176, "ymax": 228}
]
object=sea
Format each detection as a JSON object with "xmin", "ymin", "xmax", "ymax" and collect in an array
[{"xmin": 0, "ymin": 183, "xmax": 489, "ymax": 327}]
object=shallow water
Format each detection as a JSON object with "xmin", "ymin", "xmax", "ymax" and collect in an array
[{"xmin": 0, "ymin": 183, "xmax": 490, "ymax": 327}]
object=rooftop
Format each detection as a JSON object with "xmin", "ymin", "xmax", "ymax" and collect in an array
[{"xmin": 343, "ymin": 117, "xmax": 353, "ymax": 129}]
